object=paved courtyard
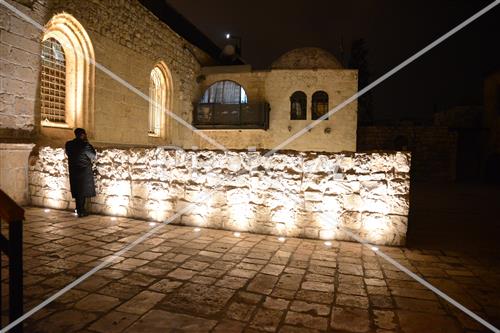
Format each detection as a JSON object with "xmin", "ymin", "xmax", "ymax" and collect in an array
[{"xmin": 1, "ymin": 207, "xmax": 499, "ymax": 332}]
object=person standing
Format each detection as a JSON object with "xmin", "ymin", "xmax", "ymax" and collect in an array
[{"xmin": 65, "ymin": 128, "xmax": 96, "ymax": 217}]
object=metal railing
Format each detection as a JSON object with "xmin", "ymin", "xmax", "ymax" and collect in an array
[
  {"xmin": 193, "ymin": 102, "xmax": 270, "ymax": 130},
  {"xmin": 0, "ymin": 189, "xmax": 24, "ymax": 333}
]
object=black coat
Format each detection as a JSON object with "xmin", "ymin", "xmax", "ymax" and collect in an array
[{"xmin": 65, "ymin": 138, "xmax": 97, "ymax": 198}]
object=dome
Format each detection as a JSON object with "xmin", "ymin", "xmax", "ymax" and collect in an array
[{"xmin": 271, "ymin": 47, "xmax": 343, "ymax": 70}]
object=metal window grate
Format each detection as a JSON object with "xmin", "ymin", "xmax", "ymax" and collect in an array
[{"xmin": 40, "ymin": 38, "xmax": 66, "ymax": 124}]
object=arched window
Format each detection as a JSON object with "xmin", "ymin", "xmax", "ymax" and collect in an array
[
  {"xmin": 200, "ymin": 80, "xmax": 247, "ymax": 104},
  {"xmin": 290, "ymin": 91, "xmax": 306, "ymax": 120},
  {"xmin": 40, "ymin": 38, "xmax": 66, "ymax": 123},
  {"xmin": 149, "ymin": 67, "xmax": 165, "ymax": 136},
  {"xmin": 41, "ymin": 13, "xmax": 95, "ymax": 130},
  {"xmin": 312, "ymin": 91, "xmax": 329, "ymax": 120},
  {"xmin": 148, "ymin": 62, "xmax": 173, "ymax": 138},
  {"xmin": 194, "ymin": 80, "xmax": 269, "ymax": 129}
]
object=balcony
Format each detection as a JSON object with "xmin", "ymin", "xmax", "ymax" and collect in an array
[{"xmin": 192, "ymin": 102, "xmax": 270, "ymax": 130}]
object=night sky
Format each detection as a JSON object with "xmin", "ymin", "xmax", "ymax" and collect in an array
[{"xmin": 167, "ymin": 0, "xmax": 499, "ymax": 123}]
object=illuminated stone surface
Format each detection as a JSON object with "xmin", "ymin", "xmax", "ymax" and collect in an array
[
  {"xmin": 5, "ymin": 208, "xmax": 498, "ymax": 332},
  {"xmin": 30, "ymin": 147, "xmax": 411, "ymax": 245}
]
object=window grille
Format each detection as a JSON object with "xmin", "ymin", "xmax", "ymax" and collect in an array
[
  {"xmin": 290, "ymin": 91, "xmax": 307, "ymax": 120},
  {"xmin": 312, "ymin": 91, "xmax": 329, "ymax": 120},
  {"xmin": 149, "ymin": 67, "xmax": 164, "ymax": 136},
  {"xmin": 40, "ymin": 38, "xmax": 66, "ymax": 124}
]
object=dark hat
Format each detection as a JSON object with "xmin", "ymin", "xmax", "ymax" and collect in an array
[{"xmin": 74, "ymin": 128, "xmax": 86, "ymax": 137}]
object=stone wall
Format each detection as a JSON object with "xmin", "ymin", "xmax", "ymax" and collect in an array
[
  {"xmin": 0, "ymin": 0, "xmax": 46, "ymax": 139},
  {"xmin": 358, "ymin": 126, "xmax": 457, "ymax": 182},
  {"xmin": 0, "ymin": 143, "xmax": 34, "ymax": 204},
  {"xmin": 29, "ymin": 147, "xmax": 411, "ymax": 245},
  {"xmin": 1, "ymin": 0, "xmax": 210, "ymax": 146}
]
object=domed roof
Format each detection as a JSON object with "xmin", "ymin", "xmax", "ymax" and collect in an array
[{"xmin": 272, "ymin": 47, "xmax": 343, "ymax": 70}]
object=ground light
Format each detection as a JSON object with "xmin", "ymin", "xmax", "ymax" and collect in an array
[
  {"xmin": 324, "ymin": 241, "xmax": 332, "ymax": 246},
  {"xmin": 233, "ymin": 231, "xmax": 241, "ymax": 237},
  {"xmin": 111, "ymin": 217, "xmax": 117, "ymax": 221},
  {"xmin": 371, "ymin": 246, "xmax": 379, "ymax": 252},
  {"xmin": 194, "ymin": 227, "xmax": 201, "ymax": 232},
  {"xmin": 44, "ymin": 208, "xmax": 50, "ymax": 213},
  {"xmin": 278, "ymin": 237, "xmax": 286, "ymax": 242},
  {"xmin": 149, "ymin": 222, "xmax": 157, "ymax": 227}
]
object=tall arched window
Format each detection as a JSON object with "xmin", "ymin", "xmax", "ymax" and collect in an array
[
  {"xmin": 148, "ymin": 62, "xmax": 173, "ymax": 138},
  {"xmin": 290, "ymin": 91, "xmax": 307, "ymax": 120},
  {"xmin": 149, "ymin": 67, "xmax": 165, "ymax": 136},
  {"xmin": 40, "ymin": 38, "xmax": 66, "ymax": 123},
  {"xmin": 41, "ymin": 13, "xmax": 95, "ymax": 130},
  {"xmin": 312, "ymin": 91, "xmax": 329, "ymax": 120}
]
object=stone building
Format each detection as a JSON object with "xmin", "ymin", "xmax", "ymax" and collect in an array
[
  {"xmin": 2, "ymin": 0, "xmax": 414, "ymax": 245},
  {"xmin": 1, "ymin": 0, "xmax": 357, "ymax": 200}
]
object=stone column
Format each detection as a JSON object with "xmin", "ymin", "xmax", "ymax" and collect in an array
[{"xmin": 0, "ymin": 143, "xmax": 35, "ymax": 205}]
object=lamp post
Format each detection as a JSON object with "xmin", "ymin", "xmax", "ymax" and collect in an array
[{"xmin": 225, "ymin": 33, "xmax": 242, "ymax": 56}]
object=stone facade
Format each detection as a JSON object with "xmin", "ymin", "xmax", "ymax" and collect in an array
[
  {"xmin": 358, "ymin": 126, "xmax": 457, "ymax": 182},
  {"xmin": 192, "ymin": 66, "xmax": 358, "ymax": 152},
  {"xmin": 29, "ymin": 147, "xmax": 410, "ymax": 245},
  {"xmin": 1, "ymin": 0, "xmax": 211, "ymax": 146},
  {"xmin": 1, "ymin": 1, "xmax": 357, "ymax": 152}
]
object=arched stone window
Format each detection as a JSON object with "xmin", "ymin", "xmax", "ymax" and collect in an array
[
  {"xmin": 148, "ymin": 62, "xmax": 173, "ymax": 138},
  {"xmin": 41, "ymin": 13, "xmax": 95, "ymax": 130},
  {"xmin": 194, "ymin": 80, "xmax": 269, "ymax": 129},
  {"xmin": 312, "ymin": 91, "xmax": 329, "ymax": 120},
  {"xmin": 200, "ymin": 80, "xmax": 248, "ymax": 104},
  {"xmin": 290, "ymin": 91, "xmax": 307, "ymax": 120}
]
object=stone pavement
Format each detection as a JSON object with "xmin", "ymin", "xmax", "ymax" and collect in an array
[{"xmin": 1, "ymin": 207, "xmax": 499, "ymax": 332}]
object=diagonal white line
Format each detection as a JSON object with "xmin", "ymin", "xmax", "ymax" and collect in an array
[
  {"xmin": 1, "ymin": 0, "xmax": 499, "ymax": 332},
  {"xmin": 0, "ymin": 0, "xmax": 227, "ymax": 151},
  {"xmin": 268, "ymin": 0, "xmax": 500, "ymax": 154},
  {"xmin": 339, "ymin": 226, "xmax": 500, "ymax": 333},
  {"xmin": 0, "ymin": 221, "xmax": 167, "ymax": 333}
]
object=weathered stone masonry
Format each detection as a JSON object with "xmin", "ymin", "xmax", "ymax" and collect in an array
[{"xmin": 29, "ymin": 147, "xmax": 410, "ymax": 245}]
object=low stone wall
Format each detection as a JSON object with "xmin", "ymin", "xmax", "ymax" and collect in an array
[{"xmin": 29, "ymin": 147, "xmax": 411, "ymax": 245}]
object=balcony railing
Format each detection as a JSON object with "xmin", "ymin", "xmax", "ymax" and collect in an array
[{"xmin": 193, "ymin": 102, "xmax": 270, "ymax": 130}]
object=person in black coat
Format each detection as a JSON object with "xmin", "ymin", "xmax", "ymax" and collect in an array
[{"xmin": 65, "ymin": 128, "xmax": 96, "ymax": 217}]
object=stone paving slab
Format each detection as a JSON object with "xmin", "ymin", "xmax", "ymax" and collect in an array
[{"xmin": 1, "ymin": 207, "xmax": 499, "ymax": 332}]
